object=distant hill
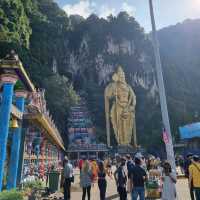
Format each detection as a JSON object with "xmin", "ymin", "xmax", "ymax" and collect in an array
[{"xmin": 157, "ymin": 19, "xmax": 200, "ymax": 139}]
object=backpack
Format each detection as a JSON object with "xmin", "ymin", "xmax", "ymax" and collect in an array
[{"xmin": 116, "ymin": 166, "xmax": 127, "ymax": 187}]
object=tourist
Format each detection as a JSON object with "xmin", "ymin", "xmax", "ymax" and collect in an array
[
  {"xmin": 147, "ymin": 155, "xmax": 156, "ymax": 171},
  {"xmin": 115, "ymin": 154, "xmax": 122, "ymax": 168},
  {"xmin": 126, "ymin": 154, "xmax": 134, "ymax": 178},
  {"xmin": 141, "ymin": 156, "xmax": 147, "ymax": 171},
  {"xmin": 91, "ymin": 158, "xmax": 98, "ymax": 182},
  {"xmin": 63, "ymin": 156, "xmax": 73, "ymax": 200},
  {"xmin": 79, "ymin": 156, "xmax": 85, "ymax": 172},
  {"xmin": 104, "ymin": 158, "xmax": 112, "ymax": 177},
  {"xmin": 184, "ymin": 153, "xmax": 194, "ymax": 200},
  {"xmin": 129, "ymin": 157, "xmax": 147, "ymax": 200},
  {"xmin": 161, "ymin": 161, "xmax": 177, "ymax": 200},
  {"xmin": 114, "ymin": 157, "xmax": 127, "ymax": 200},
  {"xmin": 97, "ymin": 161, "xmax": 107, "ymax": 200},
  {"xmin": 189, "ymin": 155, "xmax": 200, "ymax": 200},
  {"xmin": 80, "ymin": 159, "xmax": 93, "ymax": 200},
  {"xmin": 178, "ymin": 155, "xmax": 185, "ymax": 174}
]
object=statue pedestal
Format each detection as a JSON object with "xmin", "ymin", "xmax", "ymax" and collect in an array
[{"xmin": 117, "ymin": 145, "xmax": 136, "ymax": 155}]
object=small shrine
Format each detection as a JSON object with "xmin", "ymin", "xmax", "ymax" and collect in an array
[{"xmin": 66, "ymin": 100, "xmax": 108, "ymax": 160}]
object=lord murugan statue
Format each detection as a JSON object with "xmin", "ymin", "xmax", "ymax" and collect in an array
[{"xmin": 105, "ymin": 66, "xmax": 137, "ymax": 147}]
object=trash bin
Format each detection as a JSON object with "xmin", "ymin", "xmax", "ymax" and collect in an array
[{"xmin": 48, "ymin": 170, "xmax": 61, "ymax": 193}]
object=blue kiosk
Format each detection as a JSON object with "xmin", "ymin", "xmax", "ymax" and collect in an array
[{"xmin": 179, "ymin": 122, "xmax": 200, "ymax": 156}]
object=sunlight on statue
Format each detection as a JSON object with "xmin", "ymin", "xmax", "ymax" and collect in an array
[{"xmin": 105, "ymin": 66, "xmax": 137, "ymax": 147}]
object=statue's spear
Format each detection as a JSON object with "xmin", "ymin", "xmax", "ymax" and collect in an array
[{"xmin": 105, "ymin": 88, "xmax": 111, "ymax": 147}]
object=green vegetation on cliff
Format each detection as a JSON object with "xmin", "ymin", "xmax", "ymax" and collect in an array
[{"xmin": 1, "ymin": 0, "xmax": 199, "ymax": 151}]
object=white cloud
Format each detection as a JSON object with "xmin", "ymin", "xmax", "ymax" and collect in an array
[
  {"xmin": 121, "ymin": 2, "xmax": 136, "ymax": 16},
  {"xmin": 63, "ymin": 0, "xmax": 94, "ymax": 18},
  {"xmin": 62, "ymin": 1, "xmax": 136, "ymax": 19},
  {"xmin": 99, "ymin": 5, "xmax": 117, "ymax": 18}
]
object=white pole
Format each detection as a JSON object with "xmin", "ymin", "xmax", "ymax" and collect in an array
[{"xmin": 148, "ymin": 0, "xmax": 176, "ymax": 171}]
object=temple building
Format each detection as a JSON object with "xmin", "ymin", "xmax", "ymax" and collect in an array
[{"xmin": 0, "ymin": 51, "xmax": 64, "ymax": 191}]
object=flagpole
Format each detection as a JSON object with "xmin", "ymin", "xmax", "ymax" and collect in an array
[{"xmin": 148, "ymin": 0, "xmax": 176, "ymax": 171}]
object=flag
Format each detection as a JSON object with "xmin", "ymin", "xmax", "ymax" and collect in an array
[{"xmin": 162, "ymin": 128, "xmax": 169, "ymax": 144}]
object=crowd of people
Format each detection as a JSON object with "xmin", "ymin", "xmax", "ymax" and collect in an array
[{"xmin": 62, "ymin": 153, "xmax": 200, "ymax": 200}]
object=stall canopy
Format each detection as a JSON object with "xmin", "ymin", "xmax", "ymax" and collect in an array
[{"xmin": 179, "ymin": 122, "xmax": 200, "ymax": 139}]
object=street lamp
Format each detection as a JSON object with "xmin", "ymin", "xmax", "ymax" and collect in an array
[{"xmin": 148, "ymin": 0, "xmax": 176, "ymax": 171}]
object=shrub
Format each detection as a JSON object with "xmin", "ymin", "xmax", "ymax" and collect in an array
[
  {"xmin": 0, "ymin": 190, "xmax": 23, "ymax": 200},
  {"xmin": 23, "ymin": 180, "xmax": 43, "ymax": 190}
]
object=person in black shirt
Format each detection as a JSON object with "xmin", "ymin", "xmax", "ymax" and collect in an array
[
  {"xmin": 130, "ymin": 157, "xmax": 147, "ymax": 200},
  {"xmin": 98, "ymin": 161, "xmax": 107, "ymax": 200},
  {"xmin": 114, "ymin": 157, "xmax": 127, "ymax": 200}
]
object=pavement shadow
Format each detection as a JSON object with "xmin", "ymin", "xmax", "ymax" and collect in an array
[{"xmin": 106, "ymin": 194, "xmax": 119, "ymax": 200}]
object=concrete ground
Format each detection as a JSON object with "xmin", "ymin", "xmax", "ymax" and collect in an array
[{"xmin": 70, "ymin": 168, "xmax": 191, "ymax": 200}]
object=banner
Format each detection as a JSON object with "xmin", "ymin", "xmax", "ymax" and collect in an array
[{"xmin": 162, "ymin": 128, "xmax": 169, "ymax": 144}]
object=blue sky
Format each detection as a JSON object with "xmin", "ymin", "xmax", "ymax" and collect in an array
[{"xmin": 55, "ymin": 0, "xmax": 200, "ymax": 32}]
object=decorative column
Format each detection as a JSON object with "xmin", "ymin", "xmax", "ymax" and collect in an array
[
  {"xmin": 39, "ymin": 136, "xmax": 46, "ymax": 179},
  {"xmin": 7, "ymin": 90, "xmax": 27, "ymax": 190},
  {"xmin": 17, "ymin": 128, "xmax": 27, "ymax": 185},
  {"xmin": 0, "ymin": 74, "xmax": 18, "ymax": 191},
  {"xmin": 48, "ymin": 143, "xmax": 51, "ymax": 171}
]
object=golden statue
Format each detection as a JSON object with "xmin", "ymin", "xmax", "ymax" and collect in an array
[{"xmin": 105, "ymin": 66, "xmax": 137, "ymax": 147}]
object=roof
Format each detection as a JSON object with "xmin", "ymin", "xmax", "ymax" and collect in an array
[
  {"xmin": 179, "ymin": 122, "xmax": 200, "ymax": 139},
  {"xmin": 0, "ymin": 53, "xmax": 35, "ymax": 92},
  {"xmin": 25, "ymin": 111, "xmax": 65, "ymax": 151}
]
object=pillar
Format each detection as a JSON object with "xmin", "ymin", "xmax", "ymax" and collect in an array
[
  {"xmin": 0, "ymin": 74, "xmax": 18, "ymax": 191},
  {"xmin": 7, "ymin": 90, "xmax": 27, "ymax": 190},
  {"xmin": 16, "ymin": 128, "xmax": 26, "ymax": 185}
]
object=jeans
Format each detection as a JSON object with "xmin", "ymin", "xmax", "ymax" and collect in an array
[
  {"xmin": 117, "ymin": 186, "xmax": 127, "ymax": 200},
  {"xmin": 131, "ymin": 187, "xmax": 145, "ymax": 200},
  {"xmin": 82, "ymin": 186, "xmax": 91, "ymax": 200},
  {"xmin": 98, "ymin": 180, "xmax": 107, "ymax": 200},
  {"xmin": 194, "ymin": 187, "xmax": 200, "ymax": 200},
  {"xmin": 190, "ymin": 182, "xmax": 195, "ymax": 200},
  {"xmin": 64, "ymin": 178, "xmax": 71, "ymax": 200}
]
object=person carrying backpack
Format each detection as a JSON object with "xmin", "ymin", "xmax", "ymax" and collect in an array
[
  {"xmin": 114, "ymin": 157, "xmax": 127, "ymax": 200},
  {"xmin": 189, "ymin": 155, "xmax": 200, "ymax": 200}
]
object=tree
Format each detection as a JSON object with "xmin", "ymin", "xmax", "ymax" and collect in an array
[{"xmin": 43, "ymin": 74, "xmax": 79, "ymax": 145}]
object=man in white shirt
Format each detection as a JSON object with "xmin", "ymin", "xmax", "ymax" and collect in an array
[{"xmin": 63, "ymin": 156, "xmax": 73, "ymax": 200}]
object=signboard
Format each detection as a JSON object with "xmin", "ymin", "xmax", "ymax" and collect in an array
[{"xmin": 179, "ymin": 122, "xmax": 200, "ymax": 139}]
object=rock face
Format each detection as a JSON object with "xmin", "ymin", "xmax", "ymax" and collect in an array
[
  {"xmin": 64, "ymin": 35, "xmax": 156, "ymax": 92},
  {"xmin": 107, "ymin": 37, "xmax": 135, "ymax": 55},
  {"xmin": 0, "ymin": 0, "xmax": 168, "ymax": 148}
]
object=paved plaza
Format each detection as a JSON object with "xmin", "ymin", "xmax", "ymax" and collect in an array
[{"xmin": 70, "ymin": 169, "xmax": 191, "ymax": 200}]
